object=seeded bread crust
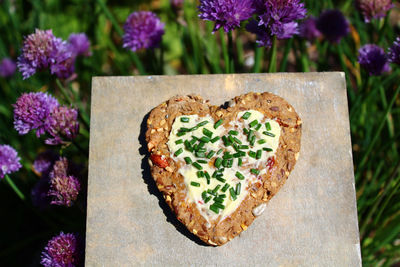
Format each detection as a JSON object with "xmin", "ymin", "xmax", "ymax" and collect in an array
[{"xmin": 145, "ymin": 92, "xmax": 302, "ymax": 246}]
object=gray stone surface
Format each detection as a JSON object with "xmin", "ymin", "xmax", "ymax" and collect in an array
[{"xmin": 86, "ymin": 73, "xmax": 361, "ymax": 266}]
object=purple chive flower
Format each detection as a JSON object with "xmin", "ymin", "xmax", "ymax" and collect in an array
[
  {"xmin": 33, "ymin": 150, "xmax": 57, "ymax": 176},
  {"xmin": 198, "ymin": 0, "xmax": 255, "ymax": 33},
  {"xmin": 388, "ymin": 37, "xmax": 400, "ymax": 65},
  {"xmin": 123, "ymin": 11, "xmax": 165, "ymax": 52},
  {"xmin": 299, "ymin": 17, "xmax": 321, "ymax": 41},
  {"xmin": 45, "ymin": 106, "xmax": 79, "ymax": 145},
  {"xmin": 358, "ymin": 44, "xmax": 390, "ymax": 76},
  {"xmin": 356, "ymin": 0, "xmax": 393, "ymax": 23},
  {"xmin": 50, "ymin": 157, "xmax": 69, "ymax": 178},
  {"xmin": 316, "ymin": 10, "xmax": 349, "ymax": 43},
  {"xmin": 0, "ymin": 145, "xmax": 22, "ymax": 179},
  {"xmin": 13, "ymin": 92, "xmax": 59, "ymax": 137},
  {"xmin": 247, "ymin": 0, "xmax": 307, "ymax": 47},
  {"xmin": 68, "ymin": 33, "xmax": 91, "ymax": 57},
  {"xmin": 41, "ymin": 232, "xmax": 82, "ymax": 267},
  {"xmin": 0, "ymin": 58, "xmax": 17, "ymax": 77}
]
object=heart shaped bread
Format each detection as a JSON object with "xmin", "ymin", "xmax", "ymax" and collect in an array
[{"xmin": 145, "ymin": 92, "xmax": 302, "ymax": 246}]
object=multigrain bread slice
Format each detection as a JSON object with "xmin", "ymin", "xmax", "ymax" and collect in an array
[{"xmin": 145, "ymin": 92, "xmax": 302, "ymax": 246}]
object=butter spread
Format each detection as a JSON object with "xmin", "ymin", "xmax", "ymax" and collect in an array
[{"xmin": 167, "ymin": 110, "xmax": 280, "ymax": 224}]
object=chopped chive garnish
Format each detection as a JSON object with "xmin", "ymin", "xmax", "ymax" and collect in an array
[
  {"xmin": 180, "ymin": 127, "xmax": 191, "ymax": 132},
  {"xmin": 193, "ymin": 144, "xmax": 198, "ymax": 151},
  {"xmin": 263, "ymin": 131, "xmax": 276, "ymax": 137},
  {"xmin": 233, "ymin": 136, "xmax": 242, "ymax": 144},
  {"xmin": 232, "ymin": 143, "xmax": 240, "ymax": 152},
  {"xmin": 216, "ymin": 176, "xmax": 226, "ymax": 183},
  {"xmin": 209, "ymin": 205, "xmax": 220, "ymax": 214},
  {"xmin": 198, "ymin": 121, "xmax": 209, "ymax": 127},
  {"xmin": 195, "ymin": 151, "xmax": 206, "ymax": 158},
  {"xmin": 254, "ymin": 123, "xmax": 262, "ymax": 131},
  {"xmin": 227, "ymin": 159, "xmax": 233, "ymax": 168},
  {"xmin": 217, "ymin": 149, "xmax": 223, "ymax": 155},
  {"xmin": 214, "ymin": 119, "xmax": 223, "ymax": 129},
  {"xmin": 181, "ymin": 117, "xmax": 189, "ymax": 123},
  {"xmin": 192, "ymin": 162, "xmax": 203, "ymax": 170},
  {"xmin": 223, "ymin": 152, "xmax": 233, "ymax": 159},
  {"xmin": 202, "ymin": 128, "xmax": 213, "ymax": 137},
  {"xmin": 206, "ymin": 150, "xmax": 215, "ymax": 159},
  {"xmin": 184, "ymin": 157, "xmax": 192, "ymax": 164},
  {"xmin": 250, "ymin": 135, "xmax": 256, "ymax": 146},
  {"xmin": 251, "ymin": 169, "xmax": 260, "ymax": 175},
  {"xmin": 197, "ymin": 142, "xmax": 205, "ymax": 149},
  {"xmin": 249, "ymin": 120, "xmax": 258, "ymax": 128},
  {"xmin": 200, "ymin": 136, "xmax": 210, "ymax": 143},
  {"xmin": 247, "ymin": 130, "xmax": 254, "ymax": 140},
  {"xmin": 184, "ymin": 140, "xmax": 191, "ymax": 148},
  {"xmin": 229, "ymin": 130, "xmax": 239, "ymax": 136},
  {"xmin": 263, "ymin": 147, "xmax": 273, "ymax": 152},
  {"xmin": 197, "ymin": 171, "xmax": 204, "ymax": 178},
  {"xmin": 210, "ymin": 136, "xmax": 220, "ymax": 143},
  {"xmin": 207, "ymin": 189, "xmax": 217, "ymax": 196},
  {"xmin": 256, "ymin": 150, "xmax": 262, "ymax": 159},
  {"xmin": 242, "ymin": 112, "xmax": 251, "ymax": 119},
  {"xmin": 191, "ymin": 182, "xmax": 200, "ymax": 187},
  {"xmin": 238, "ymin": 158, "xmax": 243, "ymax": 166},
  {"xmin": 243, "ymin": 128, "xmax": 249, "ymax": 134},
  {"xmin": 214, "ymin": 158, "xmax": 223, "ymax": 168},
  {"xmin": 219, "ymin": 194, "xmax": 226, "ymax": 198},
  {"xmin": 204, "ymin": 171, "xmax": 211, "ymax": 180},
  {"xmin": 212, "ymin": 184, "xmax": 221, "ymax": 193},
  {"xmin": 189, "ymin": 137, "xmax": 198, "ymax": 145},
  {"xmin": 233, "ymin": 152, "xmax": 242, "ymax": 158},
  {"xmin": 248, "ymin": 151, "xmax": 256, "ymax": 158},
  {"xmin": 235, "ymin": 171, "xmax": 245, "ymax": 180},
  {"xmin": 174, "ymin": 148, "xmax": 183, "ymax": 157},
  {"xmin": 222, "ymin": 159, "xmax": 229, "ymax": 167},
  {"xmin": 222, "ymin": 136, "xmax": 230, "ymax": 146},
  {"xmin": 228, "ymin": 135, "xmax": 236, "ymax": 144},
  {"xmin": 177, "ymin": 131, "xmax": 186, "ymax": 137},
  {"xmin": 240, "ymin": 145, "xmax": 249, "ymax": 149},
  {"xmin": 213, "ymin": 197, "xmax": 224, "ymax": 203},
  {"xmin": 265, "ymin": 122, "xmax": 271, "ymax": 131},
  {"xmin": 236, "ymin": 183, "xmax": 241, "ymax": 195},
  {"xmin": 204, "ymin": 196, "xmax": 212, "ymax": 203},
  {"xmin": 213, "ymin": 202, "xmax": 225, "ymax": 209},
  {"xmin": 206, "ymin": 175, "xmax": 210, "ymax": 184},
  {"xmin": 202, "ymin": 191, "xmax": 207, "ymax": 200},
  {"xmin": 229, "ymin": 188, "xmax": 237, "ymax": 200},
  {"xmin": 212, "ymin": 170, "xmax": 218, "ymax": 178},
  {"xmin": 222, "ymin": 183, "xmax": 230, "ymax": 192},
  {"xmin": 197, "ymin": 159, "xmax": 208, "ymax": 164},
  {"xmin": 175, "ymin": 139, "xmax": 183, "ymax": 145},
  {"xmin": 197, "ymin": 148, "xmax": 207, "ymax": 153},
  {"xmin": 257, "ymin": 139, "xmax": 266, "ymax": 144}
]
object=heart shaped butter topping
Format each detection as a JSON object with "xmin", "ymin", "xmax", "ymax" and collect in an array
[{"xmin": 146, "ymin": 93, "xmax": 302, "ymax": 246}]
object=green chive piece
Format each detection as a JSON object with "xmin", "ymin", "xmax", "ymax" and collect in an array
[
  {"xmin": 177, "ymin": 131, "xmax": 186, "ymax": 137},
  {"xmin": 238, "ymin": 158, "xmax": 243, "ymax": 166},
  {"xmin": 206, "ymin": 150, "xmax": 215, "ymax": 159},
  {"xmin": 197, "ymin": 171, "xmax": 204, "ymax": 178},
  {"xmin": 233, "ymin": 136, "xmax": 242, "ymax": 144},
  {"xmin": 198, "ymin": 121, "xmax": 209, "ymax": 127},
  {"xmin": 250, "ymin": 135, "xmax": 256, "ymax": 146},
  {"xmin": 210, "ymin": 136, "xmax": 220, "ymax": 143},
  {"xmin": 243, "ymin": 128, "xmax": 249, "ymax": 135},
  {"xmin": 216, "ymin": 176, "xmax": 226, "ymax": 183},
  {"xmin": 265, "ymin": 122, "xmax": 271, "ymax": 131},
  {"xmin": 263, "ymin": 147, "xmax": 273, "ymax": 152},
  {"xmin": 228, "ymin": 135, "xmax": 236, "ymax": 144},
  {"xmin": 197, "ymin": 148, "xmax": 207, "ymax": 153},
  {"xmin": 217, "ymin": 149, "xmax": 223, "ymax": 155},
  {"xmin": 174, "ymin": 148, "xmax": 183, "ymax": 157},
  {"xmin": 214, "ymin": 158, "xmax": 223, "ymax": 168},
  {"xmin": 197, "ymin": 159, "xmax": 208, "ymax": 164},
  {"xmin": 247, "ymin": 130, "xmax": 254, "ymax": 140},
  {"xmin": 180, "ymin": 127, "xmax": 191, "ymax": 132},
  {"xmin": 197, "ymin": 142, "xmax": 205, "ymax": 149},
  {"xmin": 209, "ymin": 205, "xmax": 220, "ymax": 214},
  {"xmin": 227, "ymin": 159, "xmax": 233, "ymax": 168},
  {"xmin": 214, "ymin": 119, "xmax": 224, "ymax": 129},
  {"xmin": 202, "ymin": 191, "xmax": 207, "ymax": 200},
  {"xmin": 257, "ymin": 139, "xmax": 266, "ymax": 144},
  {"xmin": 229, "ymin": 188, "xmax": 237, "ymax": 200},
  {"xmin": 240, "ymin": 145, "xmax": 249, "ymax": 149},
  {"xmin": 206, "ymin": 175, "xmax": 210, "ymax": 184},
  {"xmin": 236, "ymin": 183, "xmax": 241, "ymax": 195},
  {"xmin": 213, "ymin": 202, "xmax": 225, "ymax": 209},
  {"xmin": 232, "ymin": 143, "xmax": 240, "ymax": 152},
  {"xmin": 256, "ymin": 150, "xmax": 262, "ymax": 159},
  {"xmin": 184, "ymin": 157, "xmax": 193, "ymax": 164},
  {"xmin": 200, "ymin": 136, "xmax": 210, "ymax": 143},
  {"xmin": 195, "ymin": 151, "xmax": 206, "ymax": 158},
  {"xmin": 249, "ymin": 120, "xmax": 258, "ymax": 128},
  {"xmin": 233, "ymin": 152, "xmax": 242, "ymax": 158},
  {"xmin": 204, "ymin": 171, "xmax": 211, "ymax": 180},
  {"xmin": 205, "ymin": 196, "xmax": 212, "ymax": 203},
  {"xmin": 242, "ymin": 112, "xmax": 251, "ymax": 119},
  {"xmin": 212, "ymin": 171, "xmax": 218, "ymax": 178},
  {"xmin": 175, "ymin": 139, "xmax": 183, "ymax": 145},
  {"xmin": 223, "ymin": 152, "xmax": 233, "ymax": 159},
  {"xmin": 191, "ymin": 182, "xmax": 200, "ymax": 187},
  {"xmin": 190, "ymin": 137, "xmax": 198, "ymax": 145},
  {"xmin": 192, "ymin": 162, "xmax": 203, "ymax": 170},
  {"xmin": 254, "ymin": 123, "xmax": 262, "ymax": 131},
  {"xmin": 251, "ymin": 169, "xmax": 260, "ymax": 175},
  {"xmin": 207, "ymin": 189, "xmax": 217, "ymax": 196},
  {"xmin": 212, "ymin": 184, "xmax": 221, "ymax": 193},
  {"xmin": 235, "ymin": 171, "xmax": 245, "ymax": 180},
  {"xmin": 248, "ymin": 151, "xmax": 256, "ymax": 158},
  {"xmin": 203, "ymin": 128, "xmax": 213, "ymax": 138},
  {"xmin": 222, "ymin": 136, "xmax": 229, "ymax": 146},
  {"xmin": 213, "ymin": 197, "xmax": 224, "ymax": 203},
  {"xmin": 181, "ymin": 117, "xmax": 189, "ymax": 123},
  {"xmin": 263, "ymin": 131, "xmax": 276, "ymax": 137},
  {"xmin": 219, "ymin": 194, "xmax": 226, "ymax": 198},
  {"xmin": 222, "ymin": 183, "xmax": 230, "ymax": 192},
  {"xmin": 229, "ymin": 130, "xmax": 239, "ymax": 136},
  {"xmin": 222, "ymin": 159, "xmax": 229, "ymax": 167}
]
